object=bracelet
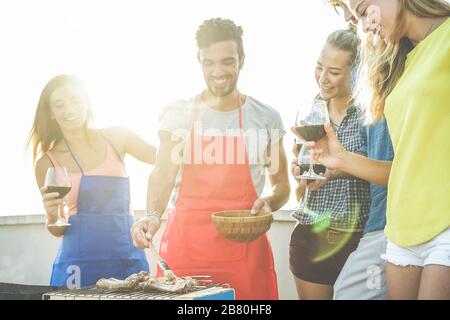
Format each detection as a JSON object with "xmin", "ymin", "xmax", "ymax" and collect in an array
[{"xmin": 145, "ymin": 211, "xmax": 162, "ymax": 220}]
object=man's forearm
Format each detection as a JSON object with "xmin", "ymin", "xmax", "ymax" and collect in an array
[
  {"xmin": 264, "ymin": 139, "xmax": 290, "ymax": 212},
  {"xmin": 263, "ymin": 181, "xmax": 290, "ymax": 212},
  {"xmin": 147, "ymin": 132, "xmax": 181, "ymax": 216},
  {"xmin": 336, "ymin": 151, "xmax": 392, "ymax": 186},
  {"xmin": 147, "ymin": 167, "xmax": 176, "ymax": 216}
]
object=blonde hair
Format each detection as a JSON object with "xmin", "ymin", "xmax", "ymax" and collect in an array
[
  {"xmin": 324, "ymin": 25, "xmax": 361, "ymax": 69},
  {"xmin": 358, "ymin": 0, "xmax": 450, "ymax": 123}
]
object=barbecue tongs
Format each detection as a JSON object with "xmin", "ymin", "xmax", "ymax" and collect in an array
[
  {"xmin": 146, "ymin": 243, "xmax": 178, "ymax": 281},
  {"xmin": 145, "ymin": 244, "xmax": 213, "ymax": 283}
]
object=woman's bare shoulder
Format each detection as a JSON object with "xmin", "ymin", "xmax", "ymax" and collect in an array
[{"xmin": 101, "ymin": 127, "xmax": 131, "ymax": 155}]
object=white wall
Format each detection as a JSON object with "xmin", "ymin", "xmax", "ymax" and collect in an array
[{"xmin": 0, "ymin": 211, "xmax": 297, "ymax": 299}]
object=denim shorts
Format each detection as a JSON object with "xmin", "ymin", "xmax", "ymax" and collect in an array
[
  {"xmin": 333, "ymin": 230, "xmax": 387, "ymax": 300},
  {"xmin": 383, "ymin": 227, "xmax": 450, "ymax": 267}
]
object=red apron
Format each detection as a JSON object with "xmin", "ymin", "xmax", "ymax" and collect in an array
[{"xmin": 158, "ymin": 94, "xmax": 278, "ymax": 300}]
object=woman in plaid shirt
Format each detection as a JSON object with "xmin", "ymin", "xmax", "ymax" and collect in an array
[{"xmin": 288, "ymin": 28, "xmax": 370, "ymax": 300}]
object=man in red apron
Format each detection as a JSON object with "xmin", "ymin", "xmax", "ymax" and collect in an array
[{"xmin": 131, "ymin": 18, "xmax": 290, "ymax": 300}]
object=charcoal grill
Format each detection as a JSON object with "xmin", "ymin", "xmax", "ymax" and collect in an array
[{"xmin": 43, "ymin": 285, "xmax": 234, "ymax": 300}]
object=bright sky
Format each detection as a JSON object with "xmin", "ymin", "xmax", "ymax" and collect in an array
[{"xmin": 0, "ymin": 0, "xmax": 346, "ymax": 215}]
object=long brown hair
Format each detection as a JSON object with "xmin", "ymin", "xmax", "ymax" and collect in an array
[
  {"xmin": 358, "ymin": 0, "xmax": 450, "ymax": 123},
  {"xmin": 27, "ymin": 74, "xmax": 94, "ymax": 165}
]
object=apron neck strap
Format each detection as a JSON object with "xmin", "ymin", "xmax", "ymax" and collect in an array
[
  {"xmin": 45, "ymin": 152, "xmax": 59, "ymax": 168},
  {"xmin": 64, "ymin": 138, "xmax": 85, "ymax": 175},
  {"xmin": 64, "ymin": 131, "xmax": 125, "ymax": 176}
]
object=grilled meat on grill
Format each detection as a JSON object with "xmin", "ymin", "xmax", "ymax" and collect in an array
[
  {"xmin": 138, "ymin": 277, "xmax": 198, "ymax": 294},
  {"xmin": 96, "ymin": 271, "xmax": 150, "ymax": 292},
  {"xmin": 96, "ymin": 272, "xmax": 199, "ymax": 294}
]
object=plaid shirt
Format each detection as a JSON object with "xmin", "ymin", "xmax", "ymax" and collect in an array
[{"xmin": 292, "ymin": 105, "xmax": 371, "ymax": 231}]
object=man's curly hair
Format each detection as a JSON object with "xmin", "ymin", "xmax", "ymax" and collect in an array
[{"xmin": 195, "ymin": 18, "xmax": 244, "ymax": 58}]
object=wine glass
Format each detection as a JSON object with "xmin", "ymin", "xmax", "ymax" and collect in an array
[
  {"xmin": 296, "ymin": 146, "xmax": 327, "ymax": 181},
  {"xmin": 293, "ymin": 110, "xmax": 305, "ymax": 161},
  {"xmin": 45, "ymin": 167, "xmax": 72, "ymax": 227},
  {"xmin": 293, "ymin": 138, "xmax": 303, "ymax": 157},
  {"xmin": 294, "ymin": 147, "xmax": 326, "ymax": 214},
  {"xmin": 294, "ymin": 99, "xmax": 329, "ymax": 180}
]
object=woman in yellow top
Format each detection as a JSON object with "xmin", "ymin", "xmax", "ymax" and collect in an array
[{"xmin": 307, "ymin": 0, "xmax": 450, "ymax": 299}]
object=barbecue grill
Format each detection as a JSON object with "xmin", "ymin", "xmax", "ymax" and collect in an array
[
  {"xmin": 43, "ymin": 285, "xmax": 234, "ymax": 300},
  {"xmin": 0, "ymin": 282, "xmax": 59, "ymax": 300}
]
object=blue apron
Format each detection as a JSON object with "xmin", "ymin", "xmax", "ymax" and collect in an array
[{"xmin": 50, "ymin": 137, "xmax": 149, "ymax": 287}]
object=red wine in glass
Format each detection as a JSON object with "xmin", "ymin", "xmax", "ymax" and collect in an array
[
  {"xmin": 295, "ymin": 124, "xmax": 327, "ymax": 142},
  {"xmin": 45, "ymin": 186, "xmax": 72, "ymax": 199},
  {"xmin": 294, "ymin": 99, "xmax": 329, "ymax": 180},
  {"xmin": 299, "ymin": 164, "xmax": 326, "ymax": 175},
  {"xmin": 45, "ymin": 167, "xmax": 71, "ymax": 227},
  {"xmin": 300, "ymin": 163, "xmax": 326, "ymax": 184}
]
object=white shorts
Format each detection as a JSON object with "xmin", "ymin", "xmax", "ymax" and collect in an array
[
  {"xmin": 334, "ymin": 230, "xmax": 387, "ymax": 300},
  {"xmin": 383, "ymin": 227, "xmax": 450, "ymax": 268}
]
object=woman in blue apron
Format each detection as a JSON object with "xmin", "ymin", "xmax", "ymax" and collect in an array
[{"xmin": 28, "ymin": 74, "xmax": 156, "ymax": 287}]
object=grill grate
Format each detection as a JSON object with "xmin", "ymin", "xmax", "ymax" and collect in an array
[{"xmin": 44, "ymin": 284, "xmax": 230, "ymax": 300}]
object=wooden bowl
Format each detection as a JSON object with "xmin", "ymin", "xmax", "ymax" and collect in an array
[{"xmin": 211, "ymin": 210, "xmax": 274, "ymax": 243}]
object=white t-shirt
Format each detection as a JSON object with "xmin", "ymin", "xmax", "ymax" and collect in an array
[{"xmin": 159, "ymin": 95, "xmax": 286, "ymax": 205}]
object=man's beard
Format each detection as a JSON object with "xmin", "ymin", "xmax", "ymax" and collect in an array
[{"xmin": 206, "ymin": 76, "xmax": 238, "ymax": 97}]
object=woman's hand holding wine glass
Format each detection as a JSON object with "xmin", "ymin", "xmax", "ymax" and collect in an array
[
  {"xmin": 40, "ymin": 186, "xmax": 65, "ymax": 223},
  {"xmin": 291, "ymin": 158, "xmax": 328, "ymax": 192},
  {"xmin": 299, "ymin": 123, "xmax": 346, "ymax": 170},
  {"xmin": 43, "ymin": 167, "xmax": 72, "ymax": 227},
  {"xmin": 292, "ymin": 99, "xmax": 330, "ymax": 180}
]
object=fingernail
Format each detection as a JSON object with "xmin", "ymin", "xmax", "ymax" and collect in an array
[{"xmin": 250, "ymin": 209, "xmax": 256, "ymax": 215}]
